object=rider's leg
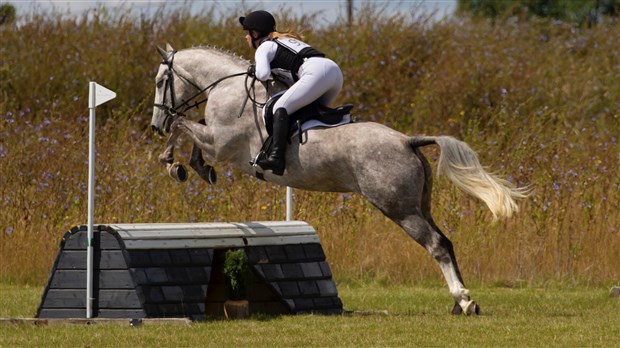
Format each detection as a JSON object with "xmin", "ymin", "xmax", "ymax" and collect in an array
[
  {"xmin": 273, "ymin": 58, "xmax": 343, "ymax": 112},
  {"xmin": 256, "ymin": 107, "xmax": 289, "ymax": 176},
  {"xmin": 257, "ymin": 58, "xmax": 343, "ymax": 176},
  {"xmin": 312, "ymin": 60, "xmax": 343, "ymax": 107}
]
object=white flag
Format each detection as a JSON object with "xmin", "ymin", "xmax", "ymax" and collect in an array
[{"xmin": 89, "ymin": 82, "xmax": 116, "ymax": 108}]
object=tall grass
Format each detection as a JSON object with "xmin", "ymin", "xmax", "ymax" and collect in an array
[{"xmin": 0, "ymin": 5, "xmax": 618, "ymax": 286}]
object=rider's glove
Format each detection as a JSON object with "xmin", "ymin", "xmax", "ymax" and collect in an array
[{"xmin": 247, "ymin": 64, "xmax": 256, "ymax": 77}]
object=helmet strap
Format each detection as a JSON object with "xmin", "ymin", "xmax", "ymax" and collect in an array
[{"xmin": 249, "ymin": 30, "xmax": 268, "ymax": 49}]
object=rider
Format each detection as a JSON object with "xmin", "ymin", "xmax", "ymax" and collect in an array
[{"xmin": 239, "ymin": 10, "xmax": 344, "ymax": 176}]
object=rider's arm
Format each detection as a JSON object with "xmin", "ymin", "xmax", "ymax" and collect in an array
[{"xmin": 254, "ymin": 41, "xmax": 277, "ymax": 81}]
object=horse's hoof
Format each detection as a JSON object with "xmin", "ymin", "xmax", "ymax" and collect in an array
[
  {"xmin": 167, "ymin": 162, "xmax": 188, "ymax": 182},
  {"xmin": 462, "ymin": 300, "xmax": 480, "ymax": 316},
  {"xmin": 205, "ymin": 165, "xmax": 217, "ymax": 185},
  {"xmin": 451, "ymin": 302, "xmax": 463, "ymax": 315}
]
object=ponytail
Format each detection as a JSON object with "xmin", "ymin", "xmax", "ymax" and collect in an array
[{"xmin": 269, "ymin": 30, "xmax": 305, "ymax": 41}]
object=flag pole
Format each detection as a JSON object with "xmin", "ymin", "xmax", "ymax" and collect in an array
[
  {"xmin": 86, "ymin": 82, "xmax": 115, "ymax": 319},
  {"xmin": 87, "ymin": 82, "xmax": 96, "ymax": 319},
  {"xmin": 286, "ymin": 186, "xmax": 293, "ymax": 221}
]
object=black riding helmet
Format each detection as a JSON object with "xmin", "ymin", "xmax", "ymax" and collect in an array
[
  {"xmin": 239, "ymin": 10, "xmax": 276, "ymax": 33},
  {"xmin": 239, "ymin": 10, "xmax": 276, "ymax": 48}
]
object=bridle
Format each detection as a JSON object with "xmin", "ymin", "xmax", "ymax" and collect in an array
[{"xmin": 152, "ymin": 50, "xmax": 250, "ymax": 133}]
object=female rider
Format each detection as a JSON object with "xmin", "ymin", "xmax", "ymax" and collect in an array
[{"xmin": 239, "ymin": 10, "xmax": 344, "ymax": 176}]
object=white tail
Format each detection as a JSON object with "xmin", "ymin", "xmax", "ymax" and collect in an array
[{"xmin": 411, "ymin": 136, "xmax": 530, "ymax": 219}]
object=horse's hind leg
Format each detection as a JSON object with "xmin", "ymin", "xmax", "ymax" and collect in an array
[
  {"xmin": 423, "ymin": 220, "xmax": 477, "ymax": 315},
  {"xmin": 396, "ymin": 214, "xmax": 479, "ymax": 315},
  {"xmin": 413, "ymin": 146, "xmax": 480, "ymax": 315}
]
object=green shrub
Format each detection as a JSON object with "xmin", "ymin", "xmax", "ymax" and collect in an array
[{"xmin": 223, "ymin": 249, "xmax": 248, "ymax": 300}]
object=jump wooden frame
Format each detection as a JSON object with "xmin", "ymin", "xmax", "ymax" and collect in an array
[{"xmin": 36, "ymin": 221, "xmax": 342, "ymax": 320}]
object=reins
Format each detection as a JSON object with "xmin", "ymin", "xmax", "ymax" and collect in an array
[
  {"xmin": 153, "ymin": 62, "xmax": 247, "ymax": 117},
  {"xmin": 178, "ymin": 71, "xmax": 249, "ymax": 113},
  {"xmin": 153, "ymin": 50, "xmax": 253, "ymax": 124},
  {"xmin": 239, "ymin": 73, "xmax": 269, "ymax": 117},
  {"xmin": 153, "ymin": 50, "xmax": 271, "ymax": 128}
]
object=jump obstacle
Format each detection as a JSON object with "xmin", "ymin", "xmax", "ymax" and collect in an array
[
  {"xmin": 36, "ymin": 221, "xmax": 342, "ymax": 320},
  {"xmin": 36, "ymin": 83, "xmax": 337, "ymax": 320}
]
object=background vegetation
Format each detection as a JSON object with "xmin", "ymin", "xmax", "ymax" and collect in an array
[
  {"xmin": 457, "ymin": 0, "xmax": 620, "ymax": 24},
  {"xmin": 0, "ymin": 3, "xmax": 618, "ymax": 290}
]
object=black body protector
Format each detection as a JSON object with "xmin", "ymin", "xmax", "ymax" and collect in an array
[{"xmin": 269, "ymin": 38, "xmax": 325, "ymax": 81}]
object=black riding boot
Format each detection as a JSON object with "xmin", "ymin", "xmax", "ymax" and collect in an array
[{"xmin": 257, "ymin": 108, "xmax": 289, "ymax": 176}]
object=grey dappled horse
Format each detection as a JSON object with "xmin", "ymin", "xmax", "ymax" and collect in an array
[{"xmin": 150, "ymin": 44, "xmax": 528, "ymax": 315}]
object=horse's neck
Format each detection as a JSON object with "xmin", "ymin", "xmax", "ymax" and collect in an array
[
  {"xmin": 179, "ymin": 49, "xmax": 293, "ymax": 163},
  {"xmin": 200, "ymin": 62, "xmax": 238, "ymax": 87},
  {"xmin": 178, "ymin": 50, "xmax": 265, "ymax": 159},
  {"xmin": 179, "ymin": 48, "xmax": 287, "ymax": 102}
]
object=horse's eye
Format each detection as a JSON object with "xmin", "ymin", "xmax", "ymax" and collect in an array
[{"xmin": 156, "ymin": 79, "xmax": 164, "ymax": 88}]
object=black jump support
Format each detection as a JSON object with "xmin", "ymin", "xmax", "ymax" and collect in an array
[{"xmin": 36, "ymin": 221, "xmax": 342, "ymax": 320}]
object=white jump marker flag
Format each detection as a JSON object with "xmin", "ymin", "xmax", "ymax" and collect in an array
[
  {"xmin": 86, "ymin": 82, "xmax": 116, "ymax": 318},
  {"xmin": 89, "ymin": 82, "xmax": 117, "ymax": 108}
]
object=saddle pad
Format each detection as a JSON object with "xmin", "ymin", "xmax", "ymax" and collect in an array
[
  {"xmin": 293, "ymin": 114, "xmax": 352, "ymax": 137},
  {"xmin": 261, "ymin": 109, "xmax": 352, "ymax": 139}
]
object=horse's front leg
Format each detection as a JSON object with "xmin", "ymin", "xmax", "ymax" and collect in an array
[
  {"xmin": 158, "ymin": 125, "xmax": 189, "ymax": 183},
  {"xmin": 189, "ymin": 139, "xmax": 217, "ymax": 185},
  {"xmin": 187, "ymin": 118, "xmax": 217, "ymax": 184},
  {"xmin": 161, "ymin": 116, "xmax": 218, "ymax": 183}
]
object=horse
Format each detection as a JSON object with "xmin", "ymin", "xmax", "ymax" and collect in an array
[{"xmin": 150, "ymin": 44, "xmax": 529, "ymax": 315}]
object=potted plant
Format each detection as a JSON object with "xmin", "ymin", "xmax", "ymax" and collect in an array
[{"xmin": 222, "ymin": 248, "xmax": 250, "ymax": 319}]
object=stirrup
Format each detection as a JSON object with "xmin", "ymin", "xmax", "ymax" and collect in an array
[{"xmin": 250, "ymin": 152, "xmax": 266, "ymax": 173}]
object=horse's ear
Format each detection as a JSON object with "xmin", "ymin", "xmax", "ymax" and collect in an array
[
  {"xmin": 166, "ymin": 43, "xmax": 174, "ymax": 52},
  {"xmin": 156, "ymin": 46, "xmax": 168, "ymax": 60}
]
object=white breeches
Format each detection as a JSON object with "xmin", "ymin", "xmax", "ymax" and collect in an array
[{"xmin": 273, "ymin": 57, "xmax": 343, "ymax": 114}]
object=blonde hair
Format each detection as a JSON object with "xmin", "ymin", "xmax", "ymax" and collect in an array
[{"xmin": 268, "ymin": 30, "xmax": 304, "ymax": 41}]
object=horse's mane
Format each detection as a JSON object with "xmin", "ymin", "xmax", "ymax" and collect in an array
[
  {"xmin": 181, "ymin": 45, "xmax": 251, "ymax": 65},
  {"xmin": 176, "ymin": 45, "xmax": 287, "ymax": 92}
]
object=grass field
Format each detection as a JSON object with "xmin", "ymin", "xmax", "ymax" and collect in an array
[
  {"xmin": 1, "ymin": 4, "xmax": 619, "ymax": 347},
  {"xmin": 1, "ymin": 0, "xmax": 619, "ymax": 321},
  {"xmin": 1, "ymin": 282, "xmax": 619, "ymax": 347}
]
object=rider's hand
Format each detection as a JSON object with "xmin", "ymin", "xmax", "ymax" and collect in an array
[{"xmin": 247, "ymin": 64, "xmax": 256, "ymax": 77}]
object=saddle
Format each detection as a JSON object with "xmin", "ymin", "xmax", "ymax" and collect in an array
[
  {"xmin": 251, "ymin": 91, "xmax": 354, "ymax": 178},
  {"xmin": 262, "ymin": 91, "xmax": 354, "ymax": 140}
]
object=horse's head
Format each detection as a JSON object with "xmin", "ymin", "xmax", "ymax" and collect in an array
[{"xmin": 151, "ymin": 44, "xmax": 198, "ymax": 136}]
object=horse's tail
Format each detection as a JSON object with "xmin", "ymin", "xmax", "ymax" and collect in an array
[{"xmin": 409, "ymin": 135, "xmax": 530, "ymax": 220}]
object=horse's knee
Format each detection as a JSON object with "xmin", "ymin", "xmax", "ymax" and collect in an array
[{"xmin": 169, "ymin": 116, "xmax": 183, "ymax": 131}]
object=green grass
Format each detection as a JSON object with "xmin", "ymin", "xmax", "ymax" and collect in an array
[{"xmin": 2, "ymin": 282, "xmax": 619, "ymax": 347}]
